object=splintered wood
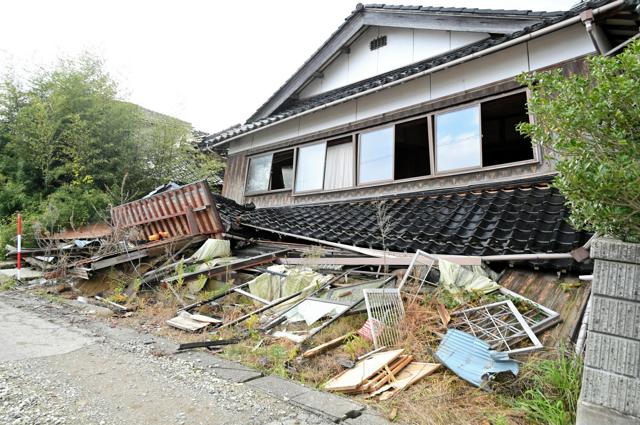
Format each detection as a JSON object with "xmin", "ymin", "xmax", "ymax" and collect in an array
[{"xmin": 323, "ymin": 348, "xmax": 440, "ymax": 399}]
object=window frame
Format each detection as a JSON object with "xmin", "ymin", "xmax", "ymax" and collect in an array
[
  {"xmin": 243, "ymin": 147, "xmax": 295, "ymax": 196},
  {"xmin": 292, "ymin": 140, "xmax": 328, "ymax": 194},
  {"xmin": 357, "ymin": 125, "xmax": 395, "ymax": 186},
  {"xmin": 244, "ymin": 88, "xmax": 539, "ymax": 198},
  {"xmin": 433, "ymin": 103, "xmax": 484, "ymax": 174}
]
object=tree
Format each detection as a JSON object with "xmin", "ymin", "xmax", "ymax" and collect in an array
[{"xmin": 519, "ymin": 40, "xmax": 640, "ymax": 242}]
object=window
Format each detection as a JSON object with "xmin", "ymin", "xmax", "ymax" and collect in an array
[
  {"xmin": 245, "ymin": 149, "xmax": 294, "ymax": 193},
  {"xmin": 324, "ymin": 137, "xmax": 354, "ymax": 190},
  {"xmin": 481, "ymin": 92, "xmax": 533, "ymax": 167},
  {"xmin": 394, "ymin": 118, "xmax": 430, "ymax": 180},
  {"xmin": 270, "ymin": 150, "xmax": 294, "ymax": 190},
  {"xmin": 358, "ymin": 127, "xmax": 393, "ymax": 184},
  {"xmin": 246, "ymin": 154, "xmax": 272, "ymax": 193},
  {"xmin": 435, "ymin": 105, "xmax": 482, "ymax": 173},
  {"xmin": 295, "ymin": 142, "xmax": 326, "ymax": 192}
]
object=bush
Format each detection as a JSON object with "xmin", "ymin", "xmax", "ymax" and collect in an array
[
  {"xmin": 519, "ymin": 40, "xmax": 640, "ymax": 242},
  {"xmin": 37, "ymin": 185, "xmax": 111, "ymax": 234}
]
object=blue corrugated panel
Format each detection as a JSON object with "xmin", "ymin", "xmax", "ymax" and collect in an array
[{"xmin": 435, "ymin": 329, "xmax": 519, "ymax": 387}]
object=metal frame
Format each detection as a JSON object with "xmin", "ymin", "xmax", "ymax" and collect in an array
[
  {"xmin": 451, "ymin": 300, "xmax": 543, "ymax": 354},
  {"xmin": 498, "ymin": 287, "xmax": 561, "ymax": 334},
  {"xmin": 398, "ymin": 249, "xmax": 439, "ymax": 294},
  {"xmin": 363, "ymin": 288, "xmax": 405, "ymax": 350}
]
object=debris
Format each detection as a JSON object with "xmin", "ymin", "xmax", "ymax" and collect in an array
[
  {"xmin": 324, "ymin": 349, "xmax": 404, "ymax": 392},
  {"xmin": 435, "ymin": 329, "xmax": 518, "ymax": 388},
  {"xmin": 302, "ymin": 333, "xmax": 352, "ymax": 358},
  {"xmin": 450, "ymin": 300, "xmax": 543, "ymax": 354},
  {"xmin": 438, "ymin": 258, "xmax": 500, "ymax": 295},
  {"xmin": 436, "ymin": 303, "xmax": 450, "ymax": 327},
  {"xmin": 167, "ymin": 311, "xmax": 221, "ymax": 332},
  {"xmin": 363, "ymin": 288, "xmax": 405, "ymax": 349},
  {"xmin": 190, "ymin": 239, "xmax": 231, "ymax": 261},
  {"xmin": 398, "ymin": 250, "xmax": 439, "ymax": 295},
  {"xmin": 177, "ymin": 339, "xmax": 240, "ymax": 351},
  {"xmin": 94, "ymin": 295, "xmax": 130, "ymax": 312},
  {"xmin": 369, "ymin": 362, "xmax": 441, "ymax": 400}
]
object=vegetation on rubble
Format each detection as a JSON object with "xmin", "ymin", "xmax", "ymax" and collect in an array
[
  {"xmin": 0, "ymin": 54, "xmax": 223, "ymax": 256},
  {"xmin": 519, "ymin": 39, "xmax": 640, "ymax": 242}
]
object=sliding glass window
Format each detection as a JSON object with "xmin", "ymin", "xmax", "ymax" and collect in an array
[
  {"xmin": 358, "ymin": 126, "xmax": 393, "ymax": 184},
  {"xmin": 245, "ymin": 154, "xmax": 272, "ymax": 193},
  {"xmin": 435, "ymin": 105, "xmax": 481, "ymax": 173},
  {"xmin": 295, "ymin": 142, "xmax": 326, "ymax": 192}
]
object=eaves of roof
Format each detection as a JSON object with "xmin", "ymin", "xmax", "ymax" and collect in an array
[{"xmin": 201, "ymin": 0, "xmax": 618, "ymax": 150}]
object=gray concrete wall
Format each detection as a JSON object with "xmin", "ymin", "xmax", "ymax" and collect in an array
[{"xmin": 577, "ymin": 239, "xmax": 640, "ymax": 425}]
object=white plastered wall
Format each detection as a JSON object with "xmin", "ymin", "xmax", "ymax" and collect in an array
[
  {"xmin": 300, "ymin": 26, "xmax": 489, "ymax": 98},
  {"xmin": 230, "ymin": 23, "xmax": 594, "ymax": 155}
]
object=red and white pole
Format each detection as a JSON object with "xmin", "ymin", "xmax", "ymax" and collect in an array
[{"xmin": 16, "ymin": 213, "xmax": 22, "ymax": 281}]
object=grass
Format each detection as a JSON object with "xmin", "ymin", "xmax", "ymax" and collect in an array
[
  {"xmin": 0, "ymin": 278, "xmax": 17, "ymax": 291},
  {"xmin": 512, "ymin": 346, "xmax": 583, "ymax": 425}
]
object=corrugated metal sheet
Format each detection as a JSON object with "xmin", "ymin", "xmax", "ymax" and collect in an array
[
  {"xmin": 435, "ymin": 329, "xmax": 518, "ymax": 388},
  {"xmin": 111, "ymin": 181, "xmax": 224, "ymax": 239}
]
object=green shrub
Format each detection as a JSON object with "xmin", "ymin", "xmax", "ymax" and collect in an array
[
  {"xmin": 515, "ymin": 348, "xmax": 583, "ymax": 425},
  {"xmin": 519, "ymin": 40, "xmax": 640, "ymax": 242},
  {"xmin": 37, "ymin": 185, "xmax": 110, "ymax": 233}
]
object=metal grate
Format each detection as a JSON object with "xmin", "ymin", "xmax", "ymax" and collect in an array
[
  {"xmin": 398, "ymin": 250, "xmax": 439, "ymax": 300},
  {"xmin": 450, "ymin": 300, "xmax": 543, "ymax": 354},
  {"xmin": 363, "ymin": 288, "xmax": 405, "ymax": 349}
]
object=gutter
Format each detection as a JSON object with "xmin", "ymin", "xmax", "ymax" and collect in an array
[{"xmin": 207, "ymin": 0, "xmax": 624, "ymax": 150}]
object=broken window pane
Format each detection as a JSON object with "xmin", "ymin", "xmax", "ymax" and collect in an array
[
  {"xmin": 481, "ymin": 92, "xmax": 534, "ymax": 167},
  {"xmin": 435, "ymin": 105, "xmax": 481, "ymax": 173},
  {"xmin": 359, "ymin": 126, "xmax": 393, "ymax": 184},
  {"xmin": 324, "ymin": 137, "xmax": 354, "ymax": 190},
  {"xmin": 270, "ymin": 150, "xmax": 294, "ymax": 190},
  {"xmin": 246, "ymin": 154, "xmax": 272, "ymax": 193},
  {"xmin": 295, "ymin": 142, "xmax": 326, "ymax": 192},
  {"xmin": 395, "ymin": 118, "xmax": 430, "ymax": 180}
]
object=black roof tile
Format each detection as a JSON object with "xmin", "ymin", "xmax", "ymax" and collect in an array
[{"xmin": 213, "ymin": 177, "xmax": 592, "ymax": 271}]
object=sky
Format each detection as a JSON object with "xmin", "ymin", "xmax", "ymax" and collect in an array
[{"xmin": 0, "ymin": 0, "xmax": 578, "ymax": 133}]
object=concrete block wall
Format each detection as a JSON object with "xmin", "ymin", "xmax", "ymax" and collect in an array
[{"xmin": 577, "ymin": 239, "xmax": 640, "ymax": 425}]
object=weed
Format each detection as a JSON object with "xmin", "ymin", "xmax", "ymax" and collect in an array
[
  {"xmin": 175, "ymin": 260, "xmax": 185, "ymax": 291},
  {"xmin": 0, "ymin": 278, "xmax": 17, "ymax": 291},
  {"xmin": 514, "ymin": 346, "xmax": 583, "ymax": 425},
  {"xmin": 343, "ymin": 335, "xmax": 370, "ymax": 360}
]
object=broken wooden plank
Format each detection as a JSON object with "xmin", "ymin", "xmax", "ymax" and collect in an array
[
  {"xmin": 177, "ymin": 339, "xmax": 239, "ymax": 351},
  {"xmin": 167, "ymin": 311, "xmax": 221, "ymax": 332},
  {"xmin": 91, "ymin": 249, "xmax": 148, "ymax": 270},
  {"xmin": 160, "ymin": 249, "xmax": 289, "ymax": 284},
  {"xmin": 323, "ymin": 349, "xmax": 404, "ymax": 392},
  {"xmin": 369, "ymin": 362, "xmax": 441, "ymax": 400},
  {"xmin": 302, "ymin": 333, "xmax": 352, "ymax": 359}
]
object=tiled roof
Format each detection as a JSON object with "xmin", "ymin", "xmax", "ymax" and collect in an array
[
  {"xmin": 201, "ymin": 0, "xmax": 613, "ymax": 149},
  {"xmin": 214, "ymin": 178, "xmax": 593, "ymax": 270}
]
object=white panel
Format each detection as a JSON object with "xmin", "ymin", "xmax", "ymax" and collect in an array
[
  {"xmin": 299, "ymin": 100, "xmax": 357, "ymax": 135},
  {"xmin": 356, "ymin": 75, "xmax": 431, "ymax": 120},
  {"xmin": 528, "ymin": 23, "xmax": 595, "ymax": 70},
  {"xmin": 377, "ymin": 27, "xmax": 414, "ymax": 74},
  {"xmin": 320, "ymin": 53, "xmax": 350, "ymax": 95},
  {"xmin": 463, "ymin": 43, "xmax": 529, "ymax": 89},
  {"xmin": 348, "ymin": 26, "xmax": 380, "ymax": 83},
  {"xmin": 431, "ymin": 44, "xmax": 528, "ymax": 100},
  {"xmin": 413, "ymin": 29, "xmax": 451, "ymax": 61},
  {"xmin": 450, "ymin": 31, "xmax": 489, "ymax": 49},
  {"xmin": 299, "ymin": 77, "xmax": 322, "ymax": 98},
  {"xmin": 250, "ymin": 118, "xmax": 300, "ymax": 150}
]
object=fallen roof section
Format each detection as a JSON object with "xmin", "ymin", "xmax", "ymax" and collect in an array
[{"xmin": 218, "ymin": 178, "xmax": 593, "ymax": 271}]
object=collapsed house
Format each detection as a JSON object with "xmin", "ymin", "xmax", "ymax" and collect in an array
[{"xmin": 3, "ymin": 1, "xmax": 639, "ymax": 422}]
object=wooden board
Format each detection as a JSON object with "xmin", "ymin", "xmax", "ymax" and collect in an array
[
  {"xmin": 369, "ymin": 362, "xmax": 441, "ymax": 400},
  {"xmin": 166, "ymin": 312, "xmax": 221, "ymax": 332},
  {"xmin": 323, "ymin": 349, "xmax": 404, "ymax": 392},
  {"xmin": 302, "ymin": 333, "xmax": 351, "ymax": 358}
]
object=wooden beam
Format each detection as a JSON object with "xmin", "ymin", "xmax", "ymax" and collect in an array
[
  {"xmin": 362, "ymin": 10, "xmax": 541, "ymax": 34},
  {"xmin": 91, "ymin": 249, "xmax": 148, "ymax": 270}
]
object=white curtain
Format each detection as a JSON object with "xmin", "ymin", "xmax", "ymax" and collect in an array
[{"xmin": 324, "ymin": 142, "xmax": 354, "ymax": 190}]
